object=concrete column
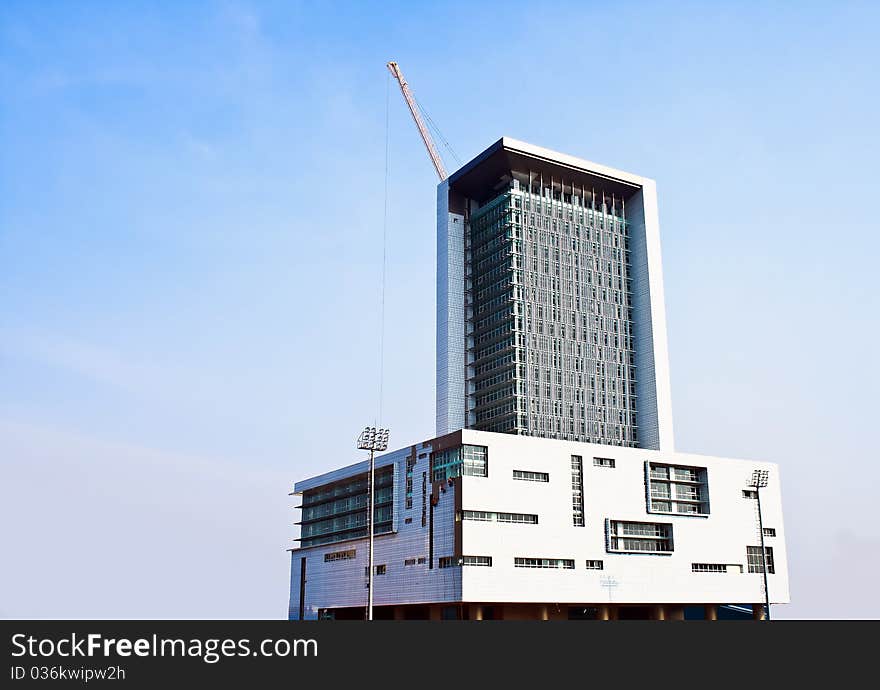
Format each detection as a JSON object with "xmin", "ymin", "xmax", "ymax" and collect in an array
[
  {"xmin": 705, "ymin": 605, "xmax": 718, "ymax": 621},
  {"xmin": 667, "ymin": 606, "xmax": 684, "ymax": 621},
  {"xmin": 540, "ymin": 605, "xmax": 549, "ymax": 621},
  {"xmin": 473, "ymin": 605, "xmax": 483, "ymax": 621},
  {"xmin": 654, "ymin": 605, "xmax": 666, "ymax": 621},
  {"xmin": 429, "ymin": 606, "xmax": 441, "ymax": 621},
  {"xmin": 393, "ymin": 606, "xmax": 405, "ymax": 621},
  {"xmin": 753, "ymin": 604, "xmax": 766, "ymax": 621},
  {"xmin": 598, "ymin": 606, "xmax": 610, "ymax": 620}
]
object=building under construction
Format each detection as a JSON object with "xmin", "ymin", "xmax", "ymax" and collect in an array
[{"xmin": 286, "ymin": 64, "xmax": 788, "ymax": 621}]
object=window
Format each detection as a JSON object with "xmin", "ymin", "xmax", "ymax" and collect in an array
[
  {"xmin": 742, "ymin": 490, "xmax": 758, "ymax": 499},
  {"xmin": 299, "ymin": 467, "xmax": 394, "ymax": 548},
  {"xmin": 593, "ymin": 457, "xmax": 615, "ymax": 468},
  {"xmin": 513, "ymin": 470, "xmax": 549, "ymax": 482},
  {"xmin": 646, "ymin": 462, "xmax": 709, "ymax": 516},
  {"xmin": 324, "ymin": 549, "xmax": 356, "ymax": 563},
  {"xmin": 763, "ymin": 528, "xmax": 776, "ymax": 537},
  {"xmin": 514, "ymin": 557, "xmax": 575, "ymax": 569},
  {"xmin": 431, "ymin": 445, "xmax": 488, "ymax": 481},
  {"xmin": 439, "ymin": 556, "xmax": 492, "ymax": 568},
  {"xmin": 692, "ymin": 563, "xmax": 742, "ymax": 574},
  {"xmin": 747, "ymin": 546, "xmax": 775, "ymax": 574},
  {"xmin": 404, "ymin": 558, "xmax": 417, "ymax": 566},
  {"xmin": 462, "ymin": 556, "xmax": 492, "ymax": 567},
  {"xmin": 461, "ymin": 445, "xmax": 488, "ymax": 477},
  {"xmin": 571, "ymin": 455, "xmax": 585, "ymax": 526},
  {"xmin": 607, "ymin": 520, "xmax": 674, "ymax": 554},
  {"xmin": 461, "ymin": 510, "xmax": 538, "ymax": 524},
  {"xmin": 585, "ymin": 560, "xmax": 604, "ymax": 570},
  {"xmin": 421, "ymin": 472, "xmax": 427, "ymax": 527},
  {"xmin": 404, "ymin": 517, "xmax": 412, "ymax": 524},
  {"xmin": 365, "ymin": 564, "xmax": 387, "ymax": 575},
  {"xmin": 417, "ymin": 557, "xmax": 426, "ymax": 565},
  {"xmin": 405, "ymin": 455, "xmax": 416, "ymax": 510}
]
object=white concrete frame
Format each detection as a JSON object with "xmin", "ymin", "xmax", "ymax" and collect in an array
[{"xmin": 435, "ymin": 138, "xmax": 675, "ymax": 450}]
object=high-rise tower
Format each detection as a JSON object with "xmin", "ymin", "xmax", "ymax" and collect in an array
[{"xmin": 437, "ymin": 138, "xmax": 674, "ymax": 450}]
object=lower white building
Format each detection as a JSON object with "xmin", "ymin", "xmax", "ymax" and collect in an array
[{"xmin": 288, "ymin": 430, "xmax": 788, "ymax": 620}]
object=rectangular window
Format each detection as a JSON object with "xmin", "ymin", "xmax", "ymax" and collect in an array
[
  {"xmin": 593, "ymin": 457, "xmax": 615, "ymax": 468},
  {"xmin": 461, "ymin": 510, "xmax": 538, "ymax": 524},
  {"xmin": 421, "ymin": 472, "xmax": 427, "ymax": 527},
  {"xmin": 513, "ymin": 470, "xmax": 549, "ymax": 482},
  {"xmin": 417, "ymin": 557, "xmax": 426, "ymax": 565},
  {"xmin": 571, "ymin": 455, "xmax": 585, "ymax": 526},
  {"xmin": 461, "ymin": 445, "xmax": 489, "ymax": 477},
  {"xmin": 324, "ymin": 549, "xmax": 356, "ymax": 563},
  {"xmin": 743, "ymin": 490, "xmax": 758, "ymax": 499},
  {"xmin": 646, "ymin": 462, "xmax": 709, "ymax": 516},
  {"xmin": 364, "ymin": 564, "xmax": 387, "ymax": 575},
  {"xmin": 514, "ymin": 557, "xmax": 575, "ymax": 569},
  {"xmin": 607, "ymin": 520, "xmax": 674, "ymax": 554},
  {"xmin": 692, "ymin": 563, "xmax": 743, "ymax": 574},
  {"xmin": 404, "ymin": 558, "xmax": 417, "ymax": 566},
  {"xmin": 747, "ymin": 546, "xmax": 775, "ymax": 574},
  {"xmin": 405, "ymin": 455, "xmax": 416, "ymax": 510},
  {"xmin": 763, "ymin": 528, "xmax": 776, "ymax": 537},
  {"xmin": 431, "ymin": 445, "xmax": 488, "ymax": 481},
  {"xmin": 585, "ymin": 560, "xmax": 604, "ymax": 570},
  {"xmin": 438, "ymin": 556, "xmax": 461, "ymax": 568},
  {"xmin": 462, "ymin": 556, "xmax": 492, "ymax": 567}
]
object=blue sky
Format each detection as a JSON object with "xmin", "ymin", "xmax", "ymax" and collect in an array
[{"xmin": 1, "ymin": 1, "xmax": 878, "ymax": 618}]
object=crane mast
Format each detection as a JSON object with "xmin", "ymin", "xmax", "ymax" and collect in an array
[{"xmin": 386, "ymin": 61, "xmax": 448, "ymax": 181}]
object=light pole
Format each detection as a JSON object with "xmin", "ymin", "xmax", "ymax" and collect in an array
[
  {"xmin": 357, "ymin": 426, "xmax": 389, "ymax": 621},
  {"xmin": 748, "ymin": 469, "xmax": 771, "ymax": 621}
]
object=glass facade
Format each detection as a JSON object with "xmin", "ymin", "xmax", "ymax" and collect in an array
[
  {"xmin": 467, "ymin": 179, "xmax": 637, "ymax": 445},
  {"xmin": 430, "ymin": 444, "xmax": 488, "ymax": 482},
  {"xmin": 298, "ymin": 467, "xmax": 394, "ymax": 548}
]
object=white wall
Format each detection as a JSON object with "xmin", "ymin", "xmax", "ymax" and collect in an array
[{"xmin": 460, "ymin": 430, "xmax": 788, "ymax": 605}]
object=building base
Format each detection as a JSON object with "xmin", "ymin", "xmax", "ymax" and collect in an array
[{"xmin": 316, "ymin": 603, "xmax": 763, "ymax": 621}]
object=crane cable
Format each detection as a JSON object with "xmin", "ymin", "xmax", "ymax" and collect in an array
[
  {"xmin": 414, "ymin": 94, "xmax": 462, "ymax": 168},
  {"xmin": 377, "ymin": 69, "xmax": 391, "ymax": 427}
]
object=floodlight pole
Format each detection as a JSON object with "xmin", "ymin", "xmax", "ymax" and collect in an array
[
  {"xmin": 367, "ymin": 444, "xmax": 376, "ymax": 621},
  {"xmin": 750, "ymin": 470, "xmax": 771, "ymax": 621},
  {"xmin": 357, "ymin": 426, "xmax": 389, "ymax": 622},
  {"xmin": 755, "ymin": 484, "xmax": 770, "ymax": 621}
]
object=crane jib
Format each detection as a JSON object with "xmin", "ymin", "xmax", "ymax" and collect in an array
[{"xmin": 386, "ymin": 61, "xmax": 448, "ymax": 181}]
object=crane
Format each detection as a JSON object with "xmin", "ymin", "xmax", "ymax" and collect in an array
[{"xmin": 386, "ymin": 61, "xmax": 448, "ymax": 181}]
